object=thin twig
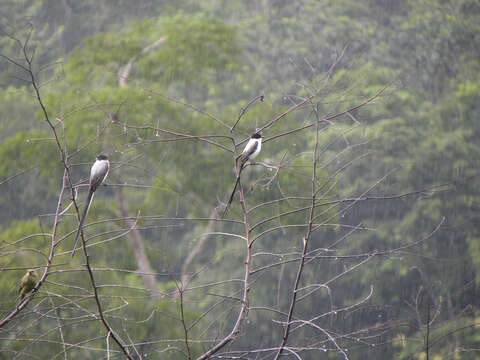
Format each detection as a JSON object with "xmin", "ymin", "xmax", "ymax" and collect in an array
[
  {"xmin": 274, "ymin": 103, "xmax": 322, "ymax": 359},
  {"xmin": 196, "ymin": 127, "xmax": 253, "ymax": 360},
  {"xmin": 177, "ymin": 285, "xmax": 192, "ymax": 359},
  {"xmin": 230, "ymin": 93, "xmax": 264, "ymax": 132},
  {"xmin": 0, "ymin": 169, "xmax": 66, "ymax": 328}
]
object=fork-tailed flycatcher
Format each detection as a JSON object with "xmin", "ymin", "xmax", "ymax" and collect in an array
[
  {"xmin": 71, "ymin": 154, "xmax": 110, "ymax": 257},
  {"xmin": 223, "ymin": 132, "xmax": 262, "ymax": 217}
]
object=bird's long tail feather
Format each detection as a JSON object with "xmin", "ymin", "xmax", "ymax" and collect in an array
[
  {"xmin": 71, "ymin": 190, "xmax": 94, "ymax": 257},
  {"xmin": 222, "ymin": 157, "xmax": 249, "ymax": 218},
  {"xmin": 223, "ymin": 176, "xmax": 241, "ymax": 218}
]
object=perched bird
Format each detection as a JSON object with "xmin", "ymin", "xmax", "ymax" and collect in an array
[
  {"xmin": 223, "ymin": 132, "xmax": 262, "ymax": 216},
  {"xmin": 71, "ymin": 154, "xmax": 110, "ymax": 257},
  {"xmin": 19, "ymin": 269, "xmax": 37, "ymax": 300}
]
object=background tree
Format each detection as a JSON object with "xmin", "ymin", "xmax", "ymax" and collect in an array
[{"xmin": 0, "ymin": 0, "xmax": 478, "ymax": 359}]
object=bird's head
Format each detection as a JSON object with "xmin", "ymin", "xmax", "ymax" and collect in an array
[
  {"xmin": 28, "ymin": 269, "xmax": 37, "ymax": 278},
  {"xmin": 96, "ymin": 154, "xmax": 108, "ymax": 161},
  {"xmin": 251, "ymin": 133, "xmax": 262, "ymax": 139}
]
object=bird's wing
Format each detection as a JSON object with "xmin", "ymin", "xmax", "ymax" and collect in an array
[
  {"xmin": 242, "ymin": 139, "xmax": 258, "ymax": 159},
  {"xmin": 19, "ymin": 274, "xmax": 28, "ymax": 293},
  {"xmin": 89, "ymin": 160, "xmax": 109, "ymax": 191},
  {"xmin": 239, "ymin": 140, "xmax": 259, "ymax": 167}
]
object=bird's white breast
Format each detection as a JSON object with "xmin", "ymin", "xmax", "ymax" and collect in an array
[
  {"xmin": 91, "ymin": 159, "xmax": 110, "ymax": 183},
  {"xmin": 243, "ymin": 138, "xmax": 262, "ymax": 159}
]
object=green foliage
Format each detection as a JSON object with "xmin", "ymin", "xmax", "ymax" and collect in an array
[
  {"xmin": 141, "ymin": 14, "xmax": 240, "ymax": 85},
  {"xmin": 0, "ymin": 0, "xmax": 478, "ymax": 359},
  {"xmin": 0, "ymin": 87, "xmax": 38, "ymax": 140}
]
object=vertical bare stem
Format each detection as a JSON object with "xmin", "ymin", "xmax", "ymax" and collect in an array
[
  {"xmin": 178, "ymin": 287, "xmax": 192, "ymax": 359},
  {"xmin": 274, "ymin": 104, "xmax": 324, "ymax": 359},
  {"xmin": 80, "ymin": 227, "xmax": 134, "ymax": 359},
  {"xmin": 196, "ymin": 143, "xmax": 252, "ymax": 360}
]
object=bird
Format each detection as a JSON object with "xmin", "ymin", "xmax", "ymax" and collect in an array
[
  {"xmin": 19, "ymin": 269, "xmax": 37, "ymax": 300},
  {"xmin": 71, "ymin": 154, "xmax": 110, "ymax": 257},
  {"xmin": 223, "ymin": 132, "xmax": 262, "ymax": 217}
]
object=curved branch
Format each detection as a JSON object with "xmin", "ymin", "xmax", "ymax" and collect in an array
[{"xmin": 0, "ymin": 170, "xmax": 66, "ymax": 328}]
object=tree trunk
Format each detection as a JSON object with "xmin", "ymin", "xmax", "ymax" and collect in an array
[{"xmin": 113, "ymin": 178, "xmax": 160, "ymax": 297}]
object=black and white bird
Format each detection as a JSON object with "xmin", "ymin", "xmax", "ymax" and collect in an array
[
  {"xmin": 71, "ymin": 154, "xmax": 110, "ymax": 257},
  {"xmin": 223, "ymin": 132, "xmax": 262, "ymax": 217}
]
